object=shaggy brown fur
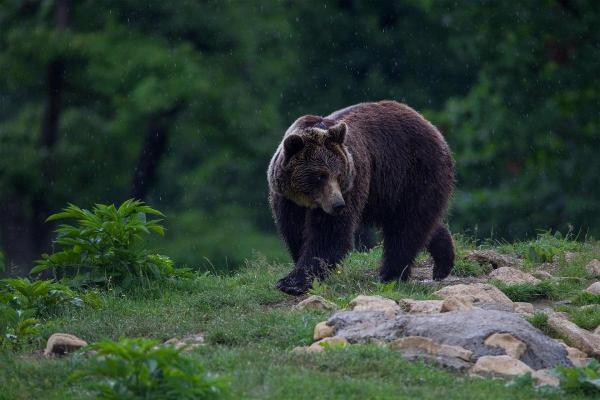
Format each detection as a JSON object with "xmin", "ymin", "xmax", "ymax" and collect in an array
[{"xmin": 268, "ymin": 100, "xmax": 455, "ymax": 295}]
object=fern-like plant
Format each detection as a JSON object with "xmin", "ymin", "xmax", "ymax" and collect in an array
[
  {"xmin": 32, "ymin": 199, "xmax": 192, "ymax": 288},
  {"xmin": 69, "ymin": 337, "xmax": 228, "ymax": 399},
  {"xmin": 1, "ymin": 277, "xmax": 84, "ymax": 315}
]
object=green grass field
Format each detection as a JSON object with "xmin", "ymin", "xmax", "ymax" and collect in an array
[{"xmin": 2, "ymin": 234, "xmax": 600, "ymax": 399}]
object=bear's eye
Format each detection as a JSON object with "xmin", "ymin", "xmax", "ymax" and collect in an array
[{"xmin": 316, "ymin": 173, "xmax": 327, "ymax": 182}]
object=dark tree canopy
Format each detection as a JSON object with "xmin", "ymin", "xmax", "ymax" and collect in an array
[{"xmin": 1, "ymin": 0, "xmax": 599, "ymax": 274}]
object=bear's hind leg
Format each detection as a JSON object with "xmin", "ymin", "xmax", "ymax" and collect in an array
[
  {"xmin": 427, "ymin": 225, "xmax": 454, "ymax": 280},
  {"xmin": 380, "ymin": 222, "xmax": 430, "ymax": 282}
]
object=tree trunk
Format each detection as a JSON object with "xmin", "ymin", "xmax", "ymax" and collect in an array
[
  {"xmin": 130, "ymin": 106, "xmax": 181, "ymax": 200},
  {"xmin": 0, "ymin": 0, "xmax": 69, "ymax": 276}
]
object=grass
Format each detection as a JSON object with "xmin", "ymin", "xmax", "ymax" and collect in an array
[
  {"xmin": 567, "ymin": 305, "xmax": 600, "ymax": 330},
  {"xmin": 2, "ymin": 237, "xmax": 600, "ymax": 399}
]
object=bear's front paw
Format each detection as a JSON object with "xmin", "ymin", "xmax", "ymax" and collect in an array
[{"xmin": 275, "ymin": 272, "xmax": 311, "ymax": 296}]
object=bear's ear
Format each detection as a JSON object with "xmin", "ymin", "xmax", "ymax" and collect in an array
[
  {"xmin": 283, "ymin": 134, "xmax": 304, "ymax": 159},
  {"xmin": 328, "ymin": 122, "xmax": 347, "ymax": 144}
]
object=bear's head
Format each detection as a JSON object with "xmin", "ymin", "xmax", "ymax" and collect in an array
[{"xmin": 270, "ymin": 122, "xmax": 355, "ymax": 215}]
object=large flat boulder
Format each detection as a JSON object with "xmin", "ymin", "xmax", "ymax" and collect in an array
[{"xmin": 327, "ymin": 308, "xmax": 571, "ymax": 370}]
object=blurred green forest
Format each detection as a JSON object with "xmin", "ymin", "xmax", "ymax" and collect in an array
[{"xmin": 1, "ymin": 0, "xmax": 599, "ymax": 275}]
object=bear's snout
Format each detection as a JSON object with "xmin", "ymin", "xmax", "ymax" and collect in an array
[{"xmin": 330, "ymin": 198, "xmax": 346, "ymax": 215}]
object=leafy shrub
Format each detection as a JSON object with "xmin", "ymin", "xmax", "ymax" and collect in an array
[
  {"xmin": 555, "ymin": 359, "xmax": 600, "ymax": 394},
  {"xmin": 525, "ymin": 230, "xmax": 582, "ymax": 264},
  {"xmin": 69, "ymin": 337, "xmax": 228, "ymax": 399},
  {"xmin": 0, "ymin": 306, "xmax": 40, "ymax": 349},
  {"xmin": 1, "ymin": 278, "xmax": 84, "ymax": 316},
  {"xmin": 32, "ymin": 200, "xmax": 193, "ymax": 288}
]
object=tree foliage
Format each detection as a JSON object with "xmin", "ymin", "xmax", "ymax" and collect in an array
[{"xmin": 1, "ymin": 1, "xmax": 598, "ymax": 273}]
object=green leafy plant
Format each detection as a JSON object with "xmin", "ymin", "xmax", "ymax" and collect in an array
[
  {"xmin": 69, "ymin": 337, "xmax": 228, "ymax": 399},
  {"xmin": 0, "ymin": 306, "xmax": 40, "ymax": 349},
  {"xmin": 1, "ymin": 278, "xmax": 84, "ymax": 316},
  {"xmin": 525, "ymin": 230, "xmax": 582, "ymax": 264},
  {"xmin": 32, "ymin": 200, "xmax": 193, "ymax": 288},
  {"xmin": 555, "ymin": 359, "xmax": 600, "ymax": 394}
]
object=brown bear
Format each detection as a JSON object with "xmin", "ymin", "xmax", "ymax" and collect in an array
[{"xmin": 267, "ymin": 100, "xmax": 454, "ymax": 295}]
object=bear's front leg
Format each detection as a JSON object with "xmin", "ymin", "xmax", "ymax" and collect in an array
[{"xmin": 276, "ymin": 209, "xmax": 355, "ymax": 295}]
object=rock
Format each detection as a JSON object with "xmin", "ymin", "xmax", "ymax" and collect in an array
[
  {"xmin": 433, "ymin": 283, "xmax": 513, "ymax": 307},
  {"xmin": 390, "ymin": 336, "xmax": 473, "ymax": 370},
  {"xmin": 594, "ymin": 325, "xmax": 600, "ymax": 335},
  {"xmin": 547, "ymin": 314, "xmax": 600, "ymax": 356},
  {"xmin": 513, "ymin": 302, "xmax": 535, "ymax": 315},
  {"xmin": 440, "ymin": 296, "xmax": 475, "ymax": 312},
  {"xmin": 586, "ymin": 259, "xmax": 600, "ymax": 277},
  {"xmin": 314, "ymin": 321, "xmax": 335, "ymax": 340},
  {"xmin": 292, "ymin": 345, "xmax": 322, "ymax": 354},
  {"xmin": 566, "ymin": 345, "xmax": 588, "ymax": 361},
  {"xmin": 533, "ymin": 270, "xmax": 553, "ymax": 279},
  {"xmin": 348, "ymin": 295, "xmax": 401, "ymax": 317},
  {"xmin": 308, "ymin": 336, "xmax": 348, "ymax": 352},
  {"xmin": 398, "ymin": 299, "xmax": 443, "ymax": 314},
  {"xmin": 470, "ymin": 355, "xmax": 533, "ymax": 378},
  {"xmin": 571, "ymin": 358, "xmax": 596, "ymax": 367},
  {"xmin": 489, "ymin": 267, "xmax": 540, "ymax": 285},
  {"xmin": 163, "ymin": 333, "xmax": 204, "ymax": 351},
  {"xmin": 390, "ymin": 336, "xmax": 472, "ymax": 361},
  {"xmin": 465, "ymin": 250, "xmax": 521, "ymax": 269},
  {"xmin": 484, "ymin": 333, "xmax": 526, "ymax": 359},
  {"xmin": 44, "ymin": 333, "xmax": 87, "ymax": 356},
  {"xmin": 563, "ymin": 252, "xmax": 579, "ymax": 263},
  {"xmin": 532, "ymin": 369, "xmax": 560, "ymax": 387},
  {"xmin": 585, "ymin": 282, "xmax": 600, "ymax": 295},
  {"xmin": 328, "ymin": 308, "xmax": 571, "ymax": 369},
  {"xmin": 293, "ymin": 295, "xmax": 338, "ymax": 312}
]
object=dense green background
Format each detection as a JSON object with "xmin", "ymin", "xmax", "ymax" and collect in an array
[{"xmin": 1, "ymin": 0, "xmax": 599, "ymax": 274}]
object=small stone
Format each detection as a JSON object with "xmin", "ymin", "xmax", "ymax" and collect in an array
[
  {"xmin": 44, "ymin": 333, "xmax": 87, "ymax": 356},
  {"xmin": 564, "ymin": 252, "xmax": 579, "ymax": 263},
  {"xmin": 566, "ymin": 345, "xmax": 588, "ymax": 360},
  {"xmin": 313, "ymin": 321, "xmax": 335, "ymax": 340},
  {"xmin": 571, "ymin": 358, "xmax": 596, "ymax": 367},
  {"xmin": 470, "ymin": 355, "xmax": 533, "ymax": 378},
  {"xmin": 586, "ymin": 259, "xmax": 600, "ymax": 277},
  {"xmin": 348, "ymin": 295, "xmax": 401, "ymax": 317},
  {"xmin": 532, "ymin": 270, "xmax": 553, "ymax": 279},
  {"xmin": 484, "ymin": 333, "xmax": 526, "ymax": 359},
  {"xmin": 585, "ymin": 282, "xmax": 600, "ymax": 295},
  {"xmin": 465, "ymin": 250, "xmax": 522, "ymax": 269},
  {"xmin": 398, "ymin": 299, "xmax": 443, "ymax": 314},
  {"xmin": 489, "ymin": 267, "xmax": 540, "ymax": 285},
  {"xmin": 440, "ymin": 296, "xmax": 475, "ymax": 312},
  {"xmin": 433, "ymin": 283, "xmax": 513, "ymax": 306},
  {"xmin": 547, "ymin": 314, "xmax": 600, "ymax": 356},
  {"xmin": 292, "ymin": 345, "xmax": 321, "ymax": 354},
  {"xmin": 390, "ymin": 336, "xmax": 472, "ymax": 361},
  {"xmin": 513, "ymin": 302, "xmax": 534, "ymax": 315},
  {"xmin": 164, "ymin": 338, "xmax": 180, "ymax": 345},
  {"xmin": 293, "ymin": 295, "xmax": 338, "ymax": 312},
  {"xmin": 308, "ymin": 336, "xmax": 348, "ymax": 352},
  {"xmin": 532, "ymin": 369, "xmax": 560, "ymax": 387}
]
